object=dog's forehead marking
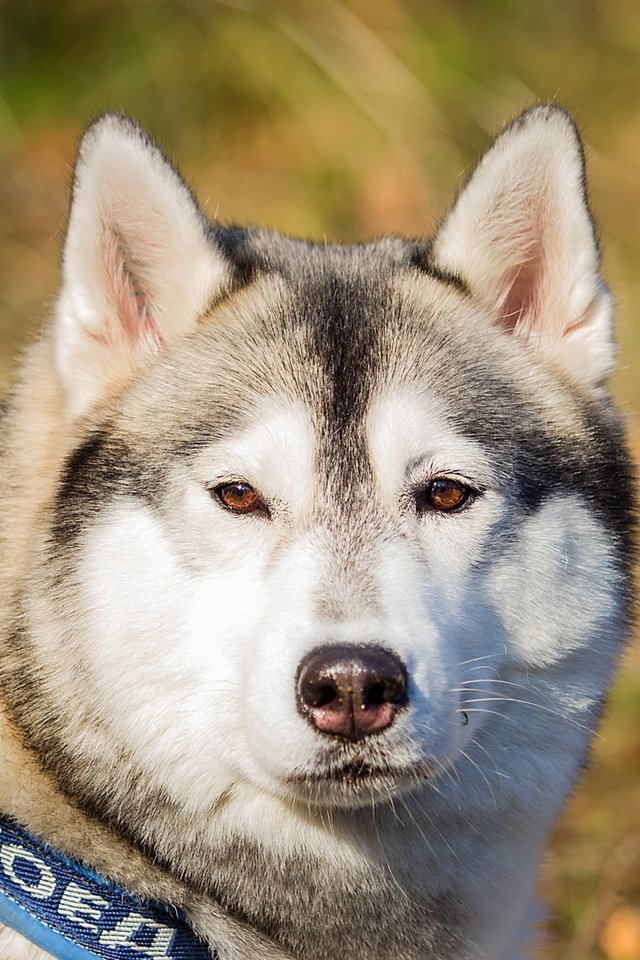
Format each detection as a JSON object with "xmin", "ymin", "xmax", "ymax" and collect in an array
[{"xmin": 366, "ymin": 386, "xmax": 497, "ymax": 493}]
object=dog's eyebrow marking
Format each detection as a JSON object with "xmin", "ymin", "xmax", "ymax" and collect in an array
[
  {"xmin": 366, "ymin": 389, "xmax": 495, "ymax": 497},
  {"xmin": 176, "ymin": 399, "xmax": 318, "ymax": 519},
  {"xmin": 60, "ymin": 428, "xmax": 111, "ymax": 489}
]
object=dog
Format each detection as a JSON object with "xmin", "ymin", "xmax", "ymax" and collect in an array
[{"xmin": 0, "ymin": 105, "xmax": 634, "ymax": 960}]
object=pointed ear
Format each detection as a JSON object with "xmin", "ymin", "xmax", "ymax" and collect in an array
[
  {"xmin": 54, "ymin": 115, "xmax": 230, "ymax": 420},
  {"xmin": 431, "ymin": 105, "xmax": 614, "ymax": 388}
]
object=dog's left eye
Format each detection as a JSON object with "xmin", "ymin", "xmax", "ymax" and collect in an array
[
  {"xmin": 414, "ymin": 478, "xmax": 476, "ymax": 514},
  {"xmin": 212, "ymin": 482, "xmax": 269, "ymax": 516}
]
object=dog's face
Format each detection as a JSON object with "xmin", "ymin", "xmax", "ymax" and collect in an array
[{"xmin": 16, "ymin": 109, "xmax": 632, "ymax": 827}]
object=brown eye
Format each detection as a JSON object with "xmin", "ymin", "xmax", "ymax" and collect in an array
[
  {"xmin": 415, "ymin": 478, "xmax": 474, "ymax": 514},
  {"xmin": 213, "ymin": 482, "xmax": 268, "ymax": 516}
]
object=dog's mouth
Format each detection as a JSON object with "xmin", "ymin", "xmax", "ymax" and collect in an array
[
  {"xmin": 288, "ymin": 760, "xmax": 431, "ymax": 784},
  {"xmin": 285, "ymin": 753, "xmax": 441, "ymax": 807}
]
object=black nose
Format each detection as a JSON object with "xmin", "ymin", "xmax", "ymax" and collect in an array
[{"xmin": 296, "ymin": 645, "xmax": 408, "ymax": 741}]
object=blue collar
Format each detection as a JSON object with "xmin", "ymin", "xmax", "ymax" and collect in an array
[{"xmin": 0, "ymin": 815, "xmax": 215, "ymax": 959}]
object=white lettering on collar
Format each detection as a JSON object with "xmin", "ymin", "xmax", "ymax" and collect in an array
[
  {"xmin": 0, "ymin": 837, "xmax": 177, "ymax": 958},
  {"xmin": 0, "ymin": 844, "xmax": 56, "ymax": 900},
  {"xmin": 99, "ymin": 913, "xmax": 175, "ymax": 957},
  {"xmin": 58, "ymin": 881, "xmax": 109, "ymax": 934}
]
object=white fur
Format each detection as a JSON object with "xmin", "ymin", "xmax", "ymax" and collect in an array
[{"xmin": 488, "ymin": 496, "xmax": 620, "ymax": 666}]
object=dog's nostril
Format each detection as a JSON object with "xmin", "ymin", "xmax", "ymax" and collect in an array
[
  {"xmin": 363, "ymin": 675, "xmax": 405, "ymax": 706},
  {"xmin": 296, "ymin": 644, "xmax": 408, "ymax": 741},
  {"xmin": 309, "ymin": 682, "xmax": 339, "ymax": 708},
  {"xmin": 364, "ymin": 681, "xmax": 385, "ymax": 706}
]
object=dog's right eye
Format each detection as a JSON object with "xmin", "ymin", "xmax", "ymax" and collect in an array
[
  {"xmin": 212, "ymin": 482, "xmax": 270, "ymax": 517},
  {"xmin": 414, "ymin": 477, "xmax": 476, "ymax": 514}
]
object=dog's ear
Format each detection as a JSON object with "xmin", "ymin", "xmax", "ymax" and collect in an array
[
  {"xmin": 55, "ymin": 115, "xmax": 229, "ymax": 420},
  {"xmin": 431, "ymin": 105, "xmax": 613, "ymax": 388}
]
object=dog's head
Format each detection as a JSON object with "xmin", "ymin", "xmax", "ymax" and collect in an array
[{"xmin": 15, "ymin": 108, "xmax": 632, "ymax": 823}]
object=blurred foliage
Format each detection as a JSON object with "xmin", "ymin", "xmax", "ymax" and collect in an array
[{"xmin": 0, "ymin": 1, "xmax": 638, "ymax": 957}]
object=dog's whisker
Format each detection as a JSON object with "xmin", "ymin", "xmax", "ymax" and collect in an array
[
  {"xmin": 457, "ymin": 696, "xmax": 594, "ymax": 732},
  {"xmin": 467, "ymin": 737, "xmax": 510, "ymax": 781},
  {"xmin": 455, "ymin": 653, "xmax": 502, "ymax": 668},
  {"xmin": 455, "ymin": 749, "xmax": 498, "ymax": 809}
]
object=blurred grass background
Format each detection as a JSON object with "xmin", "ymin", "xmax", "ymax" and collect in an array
[{"xmin": 0, "ymin": 1, "xmax": 638, "ymax": 957}]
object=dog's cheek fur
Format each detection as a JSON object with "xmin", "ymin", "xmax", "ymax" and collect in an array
[
  {"xmin": 75, "ymin": 500, "xmax": 253, "ymax": 810},
  {"xmin": 488, "ymin": 496, "xmax": 622, "ymax": 667}
]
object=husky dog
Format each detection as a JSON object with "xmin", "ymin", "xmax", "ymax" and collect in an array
[{"xmin": 0, "ymin": 105, "xmax": 634, "ymax": 960}]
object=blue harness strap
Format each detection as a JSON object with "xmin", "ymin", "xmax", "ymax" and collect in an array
[{"xmin": 0, "ymin": 816, "xmax": 215, "ymax": 959}]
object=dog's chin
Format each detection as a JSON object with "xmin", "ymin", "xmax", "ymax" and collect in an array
[{"xmin": 283, "ymin": 757, "xmax": 440, "ymax": 810}]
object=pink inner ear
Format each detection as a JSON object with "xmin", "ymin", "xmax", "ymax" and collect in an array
[
  {"xmin": 102, "ymin": 221, "xmax": 162, "ymax": 346},
  {"xmin": 564, "ymin": 298, "xmax": 596, "ymax": 336},
  {"xmin": 498, "ymin": 242, "xmax": 544, "ymax": 333}
]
